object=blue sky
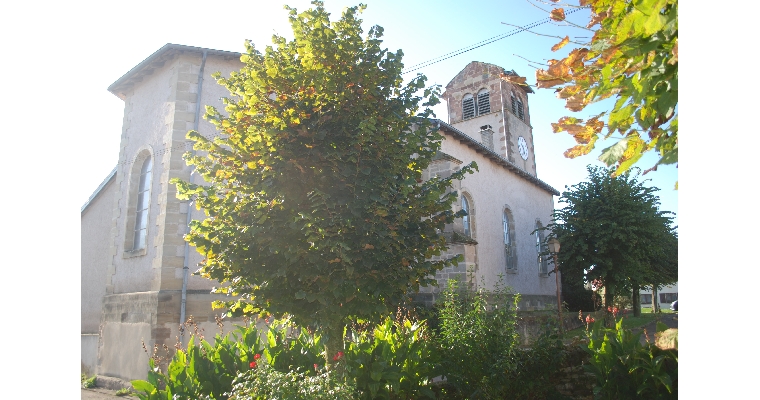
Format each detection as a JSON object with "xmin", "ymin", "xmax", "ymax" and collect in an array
[{"xmin": 71, "ymin": 0, "xmax": 678, "ymax": 226}]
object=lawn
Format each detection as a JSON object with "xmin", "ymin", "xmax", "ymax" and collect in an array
[{"xmin": 562, "ymin": 309, "xmax": 672, "ymax": 341}]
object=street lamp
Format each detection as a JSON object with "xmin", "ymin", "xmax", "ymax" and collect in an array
[{"xmin": 547, "ymin": 238, "xmax": 562, "ymax": 333}]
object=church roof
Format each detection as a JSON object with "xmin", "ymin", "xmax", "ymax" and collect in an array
[
  {"xmin": 433, "ymin": 119, "xmax": 559, "ymax": 196},
  {"xmin": 108, "ymin": 44, "xmax": 241, "ymax": 100},
  {"xmin": 81, "ymin": 166, "xmax": 117, "ymax": 213}
]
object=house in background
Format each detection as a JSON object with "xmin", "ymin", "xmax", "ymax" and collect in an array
[
  {"xmin": 81, "ymin": 45, "xmax": 559, "ymax": 382},
  {"xmin": 641, "ymin": 282, "xmax": 679, "ymax": 310}
]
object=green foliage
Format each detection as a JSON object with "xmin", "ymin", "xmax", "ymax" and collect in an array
[
  {"xmin": 115, "ymin": 387, "xmax": 133, "ymax": 396},
  {"xmin": 547, "ymin": 166, "xmax": 676, "ymax": 325},
  {"xmin": 502, "ymin": 323, "xmax": 572, "ymax": 400},
  {"xmin": 436, "ymin": 278, "xmax": 520, "ymax": 399},
  {"xmin": 172, "ymin": 0, "xmax": 476, "ymax": 365},
  {"xmin": 561, "ymin": 272, "xmax": 597, "ymax": 312},
  {"xmin": 585, "ymin": 318, "xmax": 677, "ymax": 399},
  {"xmin": 81, "ymin": 373, "xmax": 97, "ymax": 389},
  {"xmin": 344, "ymin": 314, "xmax": 437, "ymax": 399},
  {"xmin": 530, "ymin": 0, "xmax": 678, "ymax": 181},
  {"xmin": 131, "ymin": 322, "xmax": 268, "ymax": 400},
  {"xmin": 228, "ymin": 366, "xmax": 358, "ymax": 400},
  {"xmin": 131, "ymin": 314, "xmax": 438, "ymax": 400}
]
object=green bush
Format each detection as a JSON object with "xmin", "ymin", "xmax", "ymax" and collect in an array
[
  {"xmin": 436, "ymin": 278, "xmax": 520, "ymax": 399},
  {"xmin": 228, "ymin": 366, "xmax": 357, "ymax": 400},
  {"xmin": 585, "ymin": 318, "xmax": 677, "ymax": 399},
  {"xmin": 131, "ymin": 320, "xmax": 268, "ymax": 400},
  {"xmin": 343, "ymin": 315, "xmax": 437, "ymax": 399},
  {"xmin": 502, "ymin": 322, "xmax": 571, "ymax": 400},
  {"xmin": 131, "ymin": 314, "xmax": 438, "ymax": 400},
  {"xmin": 81, "ymin": 373, "xmax": 97, "ymax": 389}
]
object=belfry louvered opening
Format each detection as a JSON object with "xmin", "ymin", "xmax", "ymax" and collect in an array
[
  {"xmin": 477, "ymin": 90, "xmax": 490, "ymax": 115},
  {"xmin": 462, "ymin": 94, "xmax": 476, "ymax": 119},
  {"xmin": 462, "ymin": 90, "xmax": 490, "ymax": 120}
]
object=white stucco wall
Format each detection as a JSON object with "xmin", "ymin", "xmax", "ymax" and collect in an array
[
  {"xmin": 82, "ymin": 175, "xmax": 116, "ymax": 333},
  {"xmin": 440, "ymin": 135, "xmax": 556, "ymax": 298},
  {"xmin": 109, "ymin": 58, "xmax": 177, "ymax": 294}
]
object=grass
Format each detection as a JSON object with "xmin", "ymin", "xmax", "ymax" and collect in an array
[
  {"xmin": 562, "ymin": 309, "xmax": 672, "ymax": 341},
  {"xmin": 81, "ymin": 373, "xmax": 97, "ymax": 389}
]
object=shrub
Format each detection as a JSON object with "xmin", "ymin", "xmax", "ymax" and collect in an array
[
  {"xmin": 343, "ymin": 312, "xmax": 437, "ymax": 399},
  {"xmin": 502, "ymin": 321, "xmax": 571, "ymax": 400},
  {"xmin": 436, "ymin": 277, "xmax": 520, "ymax": 399},
  {"xmin": 585, "ymin": 318, "xmax": 677, "ymax": 399},
  {"xmin": 81, "ymin": 373, "xmax": 97, "ymax": 389},
  {"xmin": 228, "ymin": 366, "xmax": 357, "ymax": 400},
  {"xmin": 131, "ymin": 319, "xmax": 268, "ymax": 400}
]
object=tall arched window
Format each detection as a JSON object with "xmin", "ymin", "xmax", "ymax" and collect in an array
[
  {"xmin": 462, "ymin": 94, "xmax": 475, "ymax": 119},
  {"xmin": 133, "ymin": 156, "xmax": 153, "ymax": 250},
  {"xmin": 503, "ymin": 209, "xmax": 516, "ymax": 270},
  {"xmin": 462, "ymin": 196, "xmax": 471, "ymax": 237},
  {"xmin": 477, "ymin": 89, "xmax": 490, "ymax": 115},
  {"xmin": 535, "ymin": 221, "xmax": 548, "ymax": 275}
]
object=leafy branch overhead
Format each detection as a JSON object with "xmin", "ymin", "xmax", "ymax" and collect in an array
[
  {"xmin": 171, "ymin": 1, "xmax": 475, "ymax": 366},
  {"xmin": 505, "ymin": 0, "xmax": 677, "ymax": 182}
]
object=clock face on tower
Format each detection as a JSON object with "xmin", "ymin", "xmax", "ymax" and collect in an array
[{"xmin": 517, "ymin": 136, "xmax": 529, "ymax": 160}]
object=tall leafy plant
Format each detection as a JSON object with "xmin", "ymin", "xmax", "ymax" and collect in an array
[
  {"xmin": 585, "ymin": 318, "xmax": 677, "ymax": 399},
  {"xmin": 173, "ymin": 0, "xmax": 476, "ymax": 365},
  {"xmin": 436, "ymin": 278, "xmax": 520, "ymax": 398}
]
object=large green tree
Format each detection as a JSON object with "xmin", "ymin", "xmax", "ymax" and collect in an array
[
  {"xmin": 547, "ymin": 166, "xmax": 675, "ymax": 324},
  {"xmin": 173, "ymin": 1, "xmax": 475, "ymax": 365},
  {"xmin": 506, "ymin": 0, "xmax": 678, "ymax": 185}
]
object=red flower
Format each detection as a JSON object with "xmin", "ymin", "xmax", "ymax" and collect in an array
[
  {"xmin": 332, "ymin": 351, "xmax": 344, "ymax": 361},
  {"xmin": 585, "ymin": 315, "xmax": 595, "ymax": 324},
  {"xmin": 249, "ymin": 361, "xmax": 257, "ymax": 369},
  {"xmin": 314, "ymin": 363, "xmax": 318, "ymax": 371},
  {"xmin": 253, "ymin": 353, "xmax": 261, "ymax": 360}
]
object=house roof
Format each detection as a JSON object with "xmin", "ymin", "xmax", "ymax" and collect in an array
[
  {"xmin": 433, "ymin": 119, "xmax": 559, "ymax": 196},
  {"xmin": 444, "ymin": 61, "xmax": 534, "ymax": 94},
  {"xmin": 81, "ymin": 166, "xmax": 117, "ymax": 213},
  {"xmin": 108, "ymin": 43, "xmax": 241, "ymax": 100}
]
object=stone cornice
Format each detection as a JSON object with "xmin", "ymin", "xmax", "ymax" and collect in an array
[{"xmin": 107, "ymin": 44, "xmax": 241, "ymax": 101}]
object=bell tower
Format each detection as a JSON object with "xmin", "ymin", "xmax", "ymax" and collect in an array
[{"xmin": 442, "ymin": 62, "xmax": 537, "ymax": 176}]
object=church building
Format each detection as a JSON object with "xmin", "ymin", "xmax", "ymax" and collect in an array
[{"xmin": 81, "ymin": 44, "xmax": 559, "ymax": 381}]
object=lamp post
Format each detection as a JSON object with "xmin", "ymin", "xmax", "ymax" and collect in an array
[{"xmin": 548, "ymin": 238, "xmax": 562, "ymax": 333}]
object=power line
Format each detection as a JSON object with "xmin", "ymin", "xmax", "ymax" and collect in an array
[
  {"xmin": 114, "ymin": 9, "xmax": 588, "ymax": 171},
  {"xmin": 402, "ymin": 7, "xmax": 586, "ymax": 75}
]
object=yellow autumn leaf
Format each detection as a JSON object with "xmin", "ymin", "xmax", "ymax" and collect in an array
[
  {"xmin": 551, "ymin": 36, "xmax": 570, "ymax": 52},
  {"xmin": 501, "ymin": 73, "xmax": 527, "ymax": 86}
]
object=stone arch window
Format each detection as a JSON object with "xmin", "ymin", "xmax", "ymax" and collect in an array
[
  {"xmin": 462, "ymin": 93, "xmax": 476, "ymax": 120},
  {"xmin": 124, "ymin": 150, "xmax": 153, "ymax": 255},
  {"xmin": 477, "ymin": 89, "xmax": 490, "ymax": 115},
  {"xmin": 535, "ymin": 220, "xmax": 549, "ymax": 275},
  {"xmin": 461, "ymin": 194, "xmax": 473, "ymax": 238},
  {"xmin": 503, "ymin": 207, "xmax": 517, "ymax": 271}
]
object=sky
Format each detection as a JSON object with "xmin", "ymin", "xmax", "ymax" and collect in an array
[
  {"xmin": 6, "ymin": 0, "xmax": 759, "ymax": 396},
  {"xmin": 68, "ymin": 0, "xmax": 680, "ymax": 225}
]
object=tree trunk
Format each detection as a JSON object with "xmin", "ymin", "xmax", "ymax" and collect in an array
[
  {"xmin": 322, "ymin": 321, "xmax": 345, "ymax": 371},
  {"xmin": 604, "ymin": 285, "xmax": 615, "ymax": 327},
  {"xmin": 632, "ymin": 286, "xmax": 641, "ymax": 317},
  {"xmin": 652, "ymin": 286, "xmax": 659, "ymax": 313}
]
